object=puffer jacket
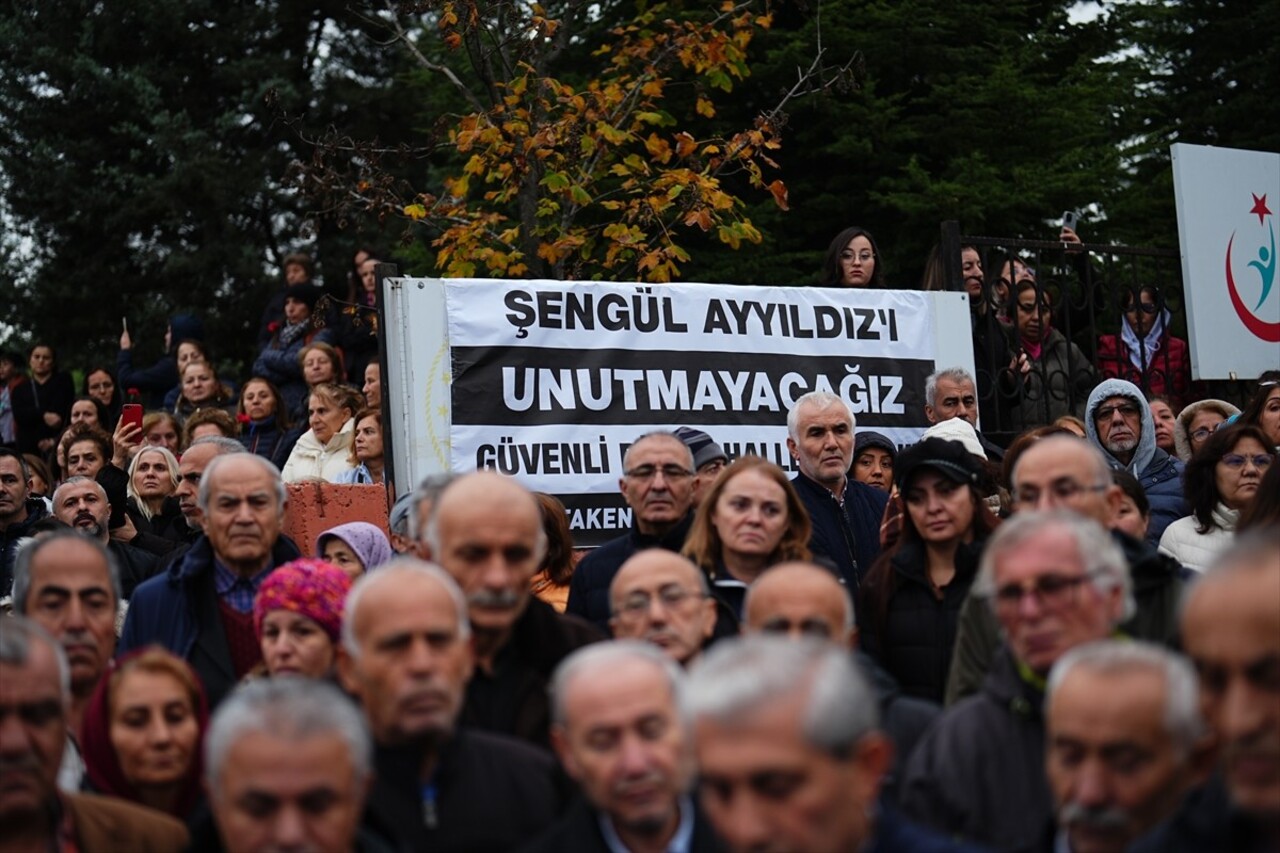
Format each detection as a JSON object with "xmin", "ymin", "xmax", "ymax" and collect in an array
[
  {"xmin": 860, "ymin": 538, "xmax": 984, "ymax": 705},
  {"xmin": 1085, "ymin": 378, "xmax": 1188, "ymax": 544},
  {"xmin": 280, "ymin": 419, "xmax": 356, "ymax": 483},
  {"xmin": 1172, "ymin": 398, "xmax": 1241, "ymax": 461},
  {"xmin": 900, "ymin": 647, "xmax": 1052, "ymax": 852},
  {"xmin": 1158, "ymin": 504, "xmax": 1238, "ymax": 572}
]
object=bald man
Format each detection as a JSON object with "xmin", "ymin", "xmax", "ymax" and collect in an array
[
  {"xmin": 423, "ymin": 471, "xmax": 601, "ymax": 747},
  {"xmin": 609, "ymin": 550, "xmax": 717, "ymax": 667},
  {"xmin": 742, "ymin": 561, "xmax": 937, "ymax": 801}
]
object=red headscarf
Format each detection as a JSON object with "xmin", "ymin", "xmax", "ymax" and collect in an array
[{"xmin": 79, "ymin": 646, "xmax": 210, "ymax": 819}]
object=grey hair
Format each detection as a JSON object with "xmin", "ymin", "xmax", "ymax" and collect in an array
[
  {"xmin": 13, "ymin": 530, "xmax": 122, "ymax": 614},
  {"xmin": 924, "ymin": 367, "xmax": 976, "ymax": 409},
  {"xmin": 686, "ymin": 635, "xmax": 879, "ymax": 758},
  {"xmin": 608, "ymin": 550, "xmax": 710, "ymax": 616},
  {"xmin": 204, "ymin": 677, "xmax": 372, "ymax": 792},
  {"xmin": 422, "ymin": 475, "xmax": 548, "ymax": 564},
  {"xmin": 126, "ymin": 445, "xmax": 181, "ymax": 521},
  {"xmin": 406, "ymin": 472, "xmax": 458, "ymax": 542},
  {"xmin": 197, "ymin": 451, "xmax": 285, "ymax": 516},
  {"xmin": 786, "ymin": 391, "xmax": 854, "ymax": 442},
  {"xmin": 1047, "ymin": 640, "xmax": 1205, "ymax": 756},
  {"xmin": 974, "ymin": 510, "xmax": 1135, "ymax": 622},
  {"xmin": 0, "ymin": 615, "xmax": 72, "ymax": 705},
  {"xmin": 341, "ymin": 558, "xmax": 471, "ymax": 660},
  {"xmin": 51, "ymin": 475, "xmax": 108, "ymax": 512},
  {"xmin": 1011, "ymin": 434, "xmax": 1112, "ymax": 489},
  {"xmin": 622, "ymin": 431, "xmax": 694, "ymax": 472},
  {"xmin": 550, "ymin": 640, "xmax": 689, "ymax": 730}
]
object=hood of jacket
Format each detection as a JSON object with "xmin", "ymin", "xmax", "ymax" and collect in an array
[
  {"xmin": 1085, "ymin": 378, "xmax": 1156, "ymax": 475},
  {"xmin": 1173, "ymin": 399, "xmax": 1242, "ymax": 461}
]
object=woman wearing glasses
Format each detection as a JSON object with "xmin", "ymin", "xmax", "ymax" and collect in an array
[
  {"xmin": 1172, "ymin": 398, "xmax": 1240, "ymax": 461},
  {"xmin": 859, "ymin": 438, "xmax": 1000, "ymax": 704},
  {"xmin": 817, "ymin": 226, "xmax": 884, "ymax": 288},
  {"xmin": 1096, "ymin": 285, "xmax": 1192, "ymax": 409},
  {"xmin": 682, "ymin": 456, "xmax": 812, "ymax": 618},
  {"xmin": 1158, "ymin": 424, "xmax": 1273, "ymax": 571}
]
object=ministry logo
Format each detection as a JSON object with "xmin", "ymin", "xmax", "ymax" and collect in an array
[{"xmin": 1225, "ymin": 192, "xmax": 1279, "ymax": 342}]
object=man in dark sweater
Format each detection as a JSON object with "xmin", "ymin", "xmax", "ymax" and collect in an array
[
  {"xmin": 566, "ymin": 431, "xmax": 697, "ymax": 632},
  {"xmin": 785, "ymin": 391, "xmax": 888, "ymax": 590},
  {"xmin": 339, "ymin": 559, "xmax": 569, "ymax": 853},
  {"xmin": 424, "ymin": 471, "xmax": 601, "ymax": 748}
]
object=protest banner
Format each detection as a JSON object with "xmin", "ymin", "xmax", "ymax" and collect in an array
[{"xmin": 383, "ymin": 279, "xmax": 974, "ymax": 545}]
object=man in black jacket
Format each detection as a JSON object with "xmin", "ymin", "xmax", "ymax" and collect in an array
[
  {"xmin": 899, "ymin": 511, "xmax": 1131, "ymax": 852},
  {"xmin": 340, "ymin": 559, "xmax": 569, "ymax": 853},
  {"xmin": 524, "ymin": 641, "xmax": 725, "ymax": 853},
  {"xmin": 424, "ymin": 471, "xmax": 601, "ymax": 748},
  {"xmin": 50, "ymin": 477, "xmax": 156, "ymax": 597},
  {"xmin": 1, "ymin": 448, "xmax": 48, "ymax": 596},
  {"xmin": 786, "ymin": 391, "xmax": 888, "ymax": 589},
  {"xmin": 567, "ymin": 432, "xmax": 697, "ymax": 631}
]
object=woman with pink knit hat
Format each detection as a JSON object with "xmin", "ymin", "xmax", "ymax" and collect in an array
[{"xmin": 252, "ymin": 558, "xmax": 352, "ymax": 679}]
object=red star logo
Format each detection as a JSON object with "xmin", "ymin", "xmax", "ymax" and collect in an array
[{"xmin": 1250, "ymin": 193, "xmax": 1271, "ymax": 226}]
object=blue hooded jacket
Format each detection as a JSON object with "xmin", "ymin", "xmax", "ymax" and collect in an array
[{"xmin": 1084, "ymin": 378, "xmax": 1187, "ymax": 544}]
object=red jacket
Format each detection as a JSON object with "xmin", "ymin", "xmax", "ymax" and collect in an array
[{"xmin": 1096, "ymin": 333, "xmax": 1193, "ymax": 410}]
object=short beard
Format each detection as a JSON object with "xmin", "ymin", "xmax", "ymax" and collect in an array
[{"xmin": 1104, "ymin": 435, "xmax": 1138, "ymax": 456}]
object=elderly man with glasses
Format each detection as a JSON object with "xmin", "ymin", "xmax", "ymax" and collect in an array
[
  {"xmin": 900, "ymin": 510, "xmax": 1133, "ymax": 852},
  {"xmin": 568, "ymin": 432, "xmax": 699, "ymax": 632},
  {"xmin": 1084, "ymin": 378, "xmax": 1187, "ymax": 545},
  {"xmin": 944, "ymin": 435, "xmax": 1192, "ymax": 705},
  {"xmin": 608, "ymin": 549, "xmax": 719, "ymax": 667}
]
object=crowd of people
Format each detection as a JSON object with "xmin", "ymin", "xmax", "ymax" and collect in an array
[{"xmin": 1, "ymin": 235, "xmax": 1279, "ymax": 853}]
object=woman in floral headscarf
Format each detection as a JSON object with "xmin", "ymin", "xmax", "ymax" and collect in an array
[{"xmin": 252, "ymin": 558, "xmax": 353, "ymax": 680}]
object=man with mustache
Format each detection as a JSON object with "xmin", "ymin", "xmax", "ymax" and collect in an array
[
  {"xmin": 423, "ymin": 471, "xmax": 601, "ymax": 747},
  {"xmin": 1132, "ymin": 529, "xmax": 1280, "ymax": 852},
  {"xmin": 50, "ymin": 476, "xmax": 156, "ymax": 597},
  {"xmin": 339, "ymin": 559, "xmax": 569, "ymax": 852},
  {"xmin": 1045, "ymin": 641, "xmax": 1212, "ymax": 853},
  {"xmin": 900, "ymin": 511, "xmax": 1131, "ymax": 851},
  {"xmin": 0, "ymin": 616, "xmax": 188, "ymax": 851},
  {"xmin": 608, "ymin": 550, "xmax": 718, "ymax": 667},
  {"xmin": 525, "ymin": 641, "xmax": 725, "ymax": 853},
  {"xmin": 568, "ymin": 431, "xmax": 699, "ymax": 631},
  {"xmin": 12, "ymin": 531, "xmax": 121, "ymax": 791},
  {"xmin": 787, "ymin": 391, "xmax": 888, "ymax": 590},
  {"xmin": 1084, "ymin": 379, "xmax": 1186, "ymax": 545},
  {"xmin": 171, "ymin": 436, "xmax": 244, "ymax": 541}
]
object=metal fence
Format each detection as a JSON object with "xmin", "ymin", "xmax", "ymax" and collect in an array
[{"xmin": 936, "ymin": 220, "xmax": 1256, "ymax": 447}]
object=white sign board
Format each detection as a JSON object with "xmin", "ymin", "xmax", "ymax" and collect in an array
[
  {"xmin": 1172, "ymin": 143, "xmax": 1280, "ymax": 379},
  {"xmin": 383, "ymin": 279, "xmax": 975, "ymax": 546}
]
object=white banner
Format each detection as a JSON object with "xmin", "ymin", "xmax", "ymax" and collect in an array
[
  {"xmin": 1172, "ymin": 143, "xmax": 1280, "ymax": 379},
  {"xmin": 383, "ymin": 278, "xmax": 974, "ymax": 546}
]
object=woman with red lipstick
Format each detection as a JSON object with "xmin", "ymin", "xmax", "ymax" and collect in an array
[
  {"xmin": 859, "ymin": 437, "xmax": 1000, "ymax": 704},
  {"xmin": 80, "ymin": 647, "xmax": 209, "ymax": 824},
  {"xmin": 252, "ymin": 558, "xmax": 352, "ymax": 680}
]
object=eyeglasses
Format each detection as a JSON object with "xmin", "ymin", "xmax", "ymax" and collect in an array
[
  {"xmin": 840, "ymin": 251, "xmax": 875, "ymax": 263},
  {"xmin": 991, "ymin": 571, "xmax": 1100, "ymax": 615},
  {"xmin": 1012, "ymin": 480, "xmax": 1110, "ymax": 506},
  {"xmin": 616, "ymin": 584, "xmax": 704, "ymax": 618},
  {"xmin": 1094, "ymin": 403, "xmax": 1141, "ymax": 422},
  {"xmin": 1190, "ymin": 423, "xmax": 1223, "ymax": 443},
  {"xmin": 624, "ymin": 464, "xmax": 693, "ymax": 481},
  {"xmin": 1220, "ymin": 453, "xmax": 1273, "ymax": 470}
]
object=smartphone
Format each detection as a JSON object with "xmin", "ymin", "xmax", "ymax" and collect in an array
[
  {"xmin": 121, "ymin": 317, "xmax": 128, "ymax": 333},
  {"xmin": 121, "ymin": 404, "xmax": 144, "ymax": 434},
  {"xmin": 1062, "ymin": 210, "xmax": 1079, "ymax": 231}
]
